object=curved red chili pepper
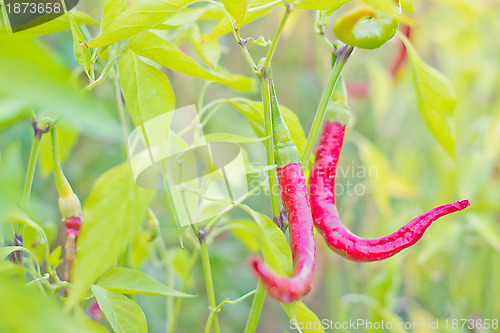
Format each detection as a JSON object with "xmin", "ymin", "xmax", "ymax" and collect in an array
[
  {"xmin": 249, "ymin": 71, "xmax": 315, "ymax": 303},
  {"xmin": 309, "ymin": 120, "xmax": 470, "ymax": 261}
]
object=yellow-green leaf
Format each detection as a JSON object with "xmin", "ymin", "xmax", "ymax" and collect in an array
[
  {"xmin": 400, "ymin": 33, "xmax": 457, "ymax": 157},
  {"xmin": 91, "ymin": 285, "xmax": 147, "ymax": 333},
  {"xmin": 101, "ymin": 0, "xmax": 127, "ymax": 31},
  {"xmin": 97, "ymin": 268, "xmax": 193, "ymax": 297},
  {"xmin": 283, "ymin": 301, "xmax": 326, "ymax": 333},
  {"xmin": 67, "ymin": 163, "xmax": 155, "ymax": 308},
  {"xmin": 69, "ymin": 15, "xmax": 92, "ymax": 74},
  {"xmin": 128, "ymin": 31, "xmax": 255, "ymax": 92},
  {"xmin": 87, "ymin": 0, "xmax": 194, "ymax": 48},
  {"xmin": 221, "ymin": 0, "xmax": 249, "ymax": 24},
  {"xmin": 119, "ymin": 49, "xmax": 175, "ymax": 127}
]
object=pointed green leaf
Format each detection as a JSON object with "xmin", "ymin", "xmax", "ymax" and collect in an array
[
  {"xmin": 221, "ymin": 0, "xmax": 249, "ymax": 24},
  {"xmin": 91, "ymin": 285, "xmax": 147, "ymax": 333},
  {"xmin": 97, "ymin": 268, "xmax": 194, "ymax": 297},
  {"xmin": 400, "ymin": 33, "xmax": 457, "ymax": 157},
  {"xmin": 283, "ymin": 301, "xmax": 326, "ymax": 333},
  {"xmin": 226, "ymin": 99, "xmax": 306, "ymax": 154},
  {"xmin": 128, "ymin": 31, "xmax": 255, "ymax": 92},
  {"xmin": 101, "ymin": 0, "xmax": 127, "ymax": 31},
  {"xmin": 69, "ymin": 15, "xmax": 92, "ymax": 74},
  {"xmin": 240, "ymin": 204, "xmax": 292, "ymax": 276},
  {"xmin": 87, "ymin": 0, "xmax": 194, "ymax": 48},
  {"xmin": 119, "ymin": 49, "xmax": 175, "ymax": 127},
  {"xmin": 0, "ymin": 246, "xmax": 35, "ymax": 261},
  {"xmin": 67, "ymin": 163, "xmax": 155, "ymax": 308}
]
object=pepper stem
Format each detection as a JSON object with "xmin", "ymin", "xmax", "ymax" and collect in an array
[
  {"xmin": 300, "ymin": 44, "xmax": 354, "ymax": 171},
  {"xmin": 268, "ymin": 69, "xmax": 300, "ymax": 167}
]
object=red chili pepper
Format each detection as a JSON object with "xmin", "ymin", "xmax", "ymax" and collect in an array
[
  {"xmin": 249, "ymin": 71, "xmax": 315, "ymax": 303},
  {"xmin": 309, "ymin": 120, "xmax": 470, "ymax": 261}
]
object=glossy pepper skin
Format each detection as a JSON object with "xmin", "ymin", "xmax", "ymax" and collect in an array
[
  {"xmin": 250, "ymin": 71, "xmax": 315, "ymax": 303},
  {"xmin": 334, "ymin": 7, "xmax": 399, "ymax": 50},
  {"xmin": 309, "ymin": 121, "xmax": 471, "ymax": 261}
]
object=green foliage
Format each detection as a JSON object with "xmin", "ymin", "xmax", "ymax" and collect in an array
[
  {"xmin": 67, "ymin": 163, "xmax": 156, "ymax": 308},
  {"xmin": 91, "ymin": 285, "xmax": 148, "ymax": 333},
  {"xmin": 97, "ymin": 267, "xmax": 193, "ymax": 296},
  {"xmin": 221, "ymin": 0, "xmax": 249, "ymax": 24},
  {"xmin": 119, "ymin": 49, "xmax": 176, "ymax": 127},
  {"xmin": 1, "ymin": 0, "xmax": 498, "ymax": 331},
  {"xmin": 87, "ymin": 0, "xmax": 195, "ymax": 48},
  {"xmin": 128, "ymin": 31, "xmax": 256, "ymax": 92},
  {"xmin": 400, "ymin": 33, "xmax": 457, "ymax": 158}
]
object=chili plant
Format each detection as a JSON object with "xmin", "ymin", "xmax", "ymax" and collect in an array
[{"xmin": 1, "ymin": 0, "xmax": 494, "ymax": 332}]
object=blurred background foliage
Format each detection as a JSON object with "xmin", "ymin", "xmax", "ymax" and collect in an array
[{"xmin": 1, "ymin": 0, "xmax": 500, "ymax": 332}]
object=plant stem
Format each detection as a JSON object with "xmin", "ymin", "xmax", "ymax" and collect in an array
[
  {"xmin": 261, "ymin": 6, "xmax": 291, "ymax": 75},
  {"xmin": 300, "ymin": 46, "xmax": 354, "ymax": 170},
  {"xmin": 200, "ymin": 240, "xmax": 220, "ymax": 333},
  {"xmin": 167, "ymin": 248, "xmax": 200, "ymax": 333},
  {"xmin": 259, "ymin": 76, "xmax": 281, "ymax": 219},
  {"xmin": 22, "ymin": 136, "xmax": 41, "ymax": 209},
  {"xmin": 243, "ymin": 282, "xmax": 266, "ymax": 333}
]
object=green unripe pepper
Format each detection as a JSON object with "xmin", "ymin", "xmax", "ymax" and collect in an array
[{"xmin": 334, "ymin": 7, "xmax": 399, "ymax": 50}]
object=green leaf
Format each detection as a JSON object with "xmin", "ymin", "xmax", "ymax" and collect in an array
[
  {"xmin": 0, "ymin": 279, "xmax": 106, "ymax": 333},
  {"xmin": 119, "ymin": 49, "xmax": 175, "ymax": 127},
  {"xmin": 188, "ymin": 24, "xmax": 221, "ymax": 69},
  {"xmin": 283, "ymin": 301, "xmax": 326, "ymax": 333},
  {"xmin": 91, "ymin": 285, "xmax": 147, "ymax": 333},
  {"xmin": 226, "ymin": 219, "xmax": 261, "ymax": 252},
  {"xmin": 6, "ymin": 206, "xmax": 44, "ymax": 234},
  {"xmin": 39, "ymin": 124, "xmax": 79, "ymax": 177},
  {"xmin": 46, "ymin": 246, "xmax": 64, "ymax": 269},
  {"xmin": 97, "ymin": 267, "xmax": 194, "ymax": 297},
  {"xmin": 0, "ymin": 35, "xmax": 121, "ymax": 141},
  {"xmin": 0, "ymin": 246, "xmax": 35, "ymax": 261},
  {"xmin": 221, "ymin": 0, "xmax": 249, "ymax": 24},
  {"xmin": 69, "ymin": 14, "xmax": 92, "ymax": 74},
  {"xmin": 128, "ymin": 31, "xmax": 255, "ymax": 92},
  {"xmin": 101, "ymin": 0, "xmax": 127, "ymax": 31},
  {"xmin": 87, "ymin": 0, "xmax": 195, "ymax": 48},
  {"xmin": 67, "ymin": 163, "xmax": 155, "ymax": 308},
  {"xmin": 400, "ymin": 33, "xmax": 457, "ymax": 157},
  {"xmin": 240, "ymin": 204, "xmax": 292, "ymax": 276},
  {"xmin": 297, "ymin": 0, "xmax": 350, "ymax": 10},
  {"xmin": 226, "ymin": 99, "xmax": 306, "ymax": 154},
  {"xmin": 205, "ymin": 7, "xmax": 270, "ymax": 40},
  {"xmin": 14, "ymin": 11, "xmax": 98, "ymax": 37}
]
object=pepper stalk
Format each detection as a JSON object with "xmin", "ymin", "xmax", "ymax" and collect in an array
[{"xmin": 51, "ymin": 125, "xmax": 82, "ymax": 282}]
